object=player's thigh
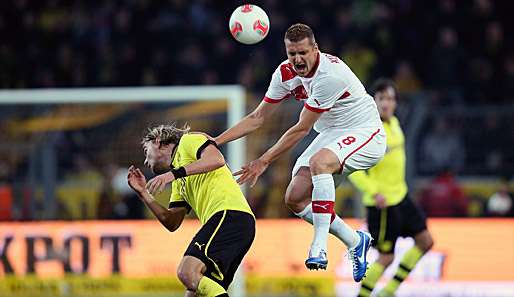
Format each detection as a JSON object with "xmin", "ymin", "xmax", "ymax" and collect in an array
[
  {"xmin": 293, "ymin": 129, "xmax": 373, "ymax": 177},
  {"xmin": 325, "ymin": 128, "xmax": 385, "ymax": 176},
  {"xmin": 366, "ymin": 205, "xmax": 401, "ymax": 254},
  {"xmin": 183, "ymin": 211, "xmax": 226, "ymax": 286},
  {"xmin": 399, "ymin": 195, "xmax": 428, "ymax": 238},
  {"xmin": 178, "ymin": 256, "xmax": 206, "ymax": 273},
  {"xmin": 207, "ymin": 210, "xmax": 255, "ymax": 289},
  {"xmin": 177, "ymin": 255, "xmax": 206, "ymax": 286},
  {"xmin": 309, "ymin": 148, "xmax": 342, "ymax": 174},
  {"xmin": 285, "ymin": 167, "xmax": 312, "ymax": 211},
  {"xmin": 292, "ymin": 132, "xmax": 336, "ymax": 178}
]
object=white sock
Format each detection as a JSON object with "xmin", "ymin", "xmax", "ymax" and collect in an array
[
  {"xmin": 311, "ymin": 174, "xmax": 335, "ymax": 254},
  {"xmin": 331, "ymin": 215, "xmax": 359, "ymax": 248},
  {"xmin": 295, "ymin": 204, "xmax": 359, "ymax": 248}
]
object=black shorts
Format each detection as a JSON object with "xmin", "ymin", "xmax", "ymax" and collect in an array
[
  {"xmin": 184, "ymin": 210, "xmax": 255, "ymax": 289},
  {"xmin": 366, "ymin": 195, "xmax": 427, "ymax": 254}
]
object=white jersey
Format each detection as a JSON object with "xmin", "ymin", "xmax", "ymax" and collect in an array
[{"xmin": 264, "ymin": 52, "xmax": 382, "ymax": 132}]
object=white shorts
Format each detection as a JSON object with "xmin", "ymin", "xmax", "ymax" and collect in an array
[{"xmin": 292, "ymin": 127, "xmax": 386, "ymax": 177}]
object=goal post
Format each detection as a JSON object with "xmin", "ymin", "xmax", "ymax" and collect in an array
[
  {"xmin": 0, "ymin": 85, "xmax": 248, "ymax": 296},
  {"xmin": 0, "ymin": 85, "xmax": 246, "ymax": 172}
]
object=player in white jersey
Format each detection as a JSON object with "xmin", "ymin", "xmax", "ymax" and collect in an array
[{"xmin": 215, "ymin": 23, "xmax": 385, "ymax": 281}]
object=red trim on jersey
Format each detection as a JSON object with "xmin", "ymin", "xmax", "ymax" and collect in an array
[
  {"xmin": 263, "ymin": 95, "xmax": 287, "ymax": 103},
  {"xmin": 312, "ymin": 201, "xmax": 335, "ymax": 214},
  {"xmin": 304, "ymin": 102, "xmax": 330, "ymax": 113},
  {"xmin": 331, "ymin": 211, "xmax": 336, "ymax": 223},
  {"xmin": 339, "ymin": 91, "xmax": 351, "ymax": 99},
  {"xmin": 305, "ymin": 52, "xmax": 320, "ymax": 78},
  {"xmin": 280, "ymin": 63, "xmax": 297, "ymax": 82},
  {"xmin": 338, "ymin": 128, "xmax": 381, "ymax": 174}
]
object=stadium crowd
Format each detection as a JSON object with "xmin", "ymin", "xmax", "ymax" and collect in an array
[{"xmin": 1, "ymin": 0, "xmax": 513, "ymax": 101}]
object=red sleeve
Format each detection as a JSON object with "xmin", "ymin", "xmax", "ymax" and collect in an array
[
  {"xmin": 304, "ymin": 102, "xmax": 330, "ymax": 113},
  {"xmin": 263, "ymin": 95, "xmax": 288, "ymax": 104}
]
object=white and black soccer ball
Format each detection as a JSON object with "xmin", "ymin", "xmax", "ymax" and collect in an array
[{"xmin": 229, "ymin": 4, "xmax": 270, "ymax": 45}]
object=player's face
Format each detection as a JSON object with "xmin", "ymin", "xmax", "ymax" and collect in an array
[
  {"xmin": 374, "ymin": 87, "xmax": 397, "ymax": 121},
  {"xmin": 143, "ymin": 141, "xmax": 172, "ymax": 174},
  {"xmin": 285, "ymin": 38, "xmax": 318, "ymax": 77}
]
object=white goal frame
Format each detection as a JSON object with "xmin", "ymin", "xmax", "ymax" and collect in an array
[
  {"xmin": 0, "ymin": 85, "xmax": 247, "ymax": 296},
  {"xmin": 0, "ymin": 85, "xmax": 245, "ymax": 172}
]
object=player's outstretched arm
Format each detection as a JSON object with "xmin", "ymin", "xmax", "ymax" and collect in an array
[
  {"xmin": 234, "ymin": 108, "xmax": 321, "ymax": 186},
  {"xmin": 183, "ymin": 141, "xmax": 225, "ymax": 174},
  {"xmin": 261, "ymin": 107, "xmax": 320, "ymax": 164},
  {"xmin": 215, "ymin": 101, "xmax": 280, "ymax": 145},
  {"xmin": 127, "ymin": 166, "xmax": 187, "ymax": 232},
  {"xmin": 146, "ymin": 141, "xmax": 225, "ymax": 195}
]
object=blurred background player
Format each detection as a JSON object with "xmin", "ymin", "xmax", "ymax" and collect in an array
[
  {"xmin": 348, "ymin": 79, "xmax": 434, "ymax": 297},
  {"xmin": 215, "ymin": 23, "xmax": 385, "ymax": 281},
  {"xmin": 128, "ymin": 124, "xmax": 255, "ymax": 297}
]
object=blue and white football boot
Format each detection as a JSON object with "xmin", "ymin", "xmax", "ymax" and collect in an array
[
  {"xmin": 305, "ymin": 248, "xmax": 328, "ymax": 270},
  {"xmin": 348, "ymin": 230, "xmax": 373, "ymax": 282}
]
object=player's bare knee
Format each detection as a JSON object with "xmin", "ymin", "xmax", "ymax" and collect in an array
[
  {"xmin": 284, "ymin": 192, "xmax": 308, "ymax": 213},
  {"xmin": 176, "ymin": 268, "xmax": 192, "ymax": 289},
  {"xmin": 309, "ymin": 151, "xmax": 339, "ymax": 175},
  {"xmin": 309, "ymin": 156, "xmax": 329, "ymax": 174},
  {"xmin": 415, "ymin": 231, "xmax": 434, "ymax": 253},
  {"xmin": 177, "ymin": 268, "xmax": 201, "ymax": 291},
  {"xmin": 416, "ymin": 233, "xmax": 434, "ymax": 253},
  {"xmin": 177, "ymin": 260, "xmax": 203, "ymax": 290},
  {"xmin": 285, "ymin": 172, "xmax": 312, "ymax": 213},
  {"xmin": 378, "ymin": 253, "xmax": 395, "ymax": 267},
  {"xmin": 284, "ymin": 193, "xmax": 297, "ymax": 212}
]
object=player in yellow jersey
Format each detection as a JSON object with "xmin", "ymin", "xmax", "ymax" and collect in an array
[
  {"xmin": 127, "ymin": 123, "xmax": 255, "ymax": 297},
  {"xmin": 348, "ymin": 79, "xmax": 434, "ymax": 297}
]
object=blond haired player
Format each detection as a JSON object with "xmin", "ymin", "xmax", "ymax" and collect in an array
[
  {"xmin": 127, "ymin": 124, "xmax": 255, "ymax": 297},
  {"xmin": 215, "ymin": 23, "xmax": 386, "ymax": 281}
]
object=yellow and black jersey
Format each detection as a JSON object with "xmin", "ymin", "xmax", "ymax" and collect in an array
[
  {"xmin": 348, "ymin": 116, "xmax": 407, "ymax": 207},
  {"xmin": 168, "ymin": 133, "xmax": 254, "ymax": 224}
]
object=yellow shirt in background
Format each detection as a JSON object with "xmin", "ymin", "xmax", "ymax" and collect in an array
[{"xmin": 348, "ymin": 116, "xmax": 407, "ymax": 207}]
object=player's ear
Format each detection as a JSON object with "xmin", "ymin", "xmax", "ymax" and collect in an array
[
  {"xmin": 313, "ymin": 42, "xmax": 318, "ymax": 51},
  {"xmin": 155, "ymin": 138, "xmax": 163, "ymax": 148}
]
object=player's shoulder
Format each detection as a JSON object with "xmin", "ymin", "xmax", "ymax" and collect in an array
[
  {"xmin": 318, "ymin": 52, "xmax": 350, "ymax": 73},
  {"xmin": 180, "ymin": 132, "xmax": 209, "ymax": 146},
  {"xmin": 273, "ymin": 59, "xmax": 297, "ymax": 82},
  {"xmin": 320, "ymin": 52, "xmax": 344, "ymax": 64},
  {"xmin": 390, "ymin": 116, "xmax": 400, "ymax": 125},
  {"xmin": 389, "ymin": 116, "xmax": 404, "ymax": 132},
  {"xmin": 187, "ymin": 131, "xmax": 211, "ymax": 139}
]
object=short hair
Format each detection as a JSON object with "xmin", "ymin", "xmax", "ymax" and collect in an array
[
  {"xmin": 370, "ymin": 78, "xmax": 397, "ymax": 98},
  {"xmin": 142, "ymin": 123, "xmax": 190, "ymax": 146},
  {"xmin": 284, "ymin": 23, "xmax": 315, "ymax": 43}
]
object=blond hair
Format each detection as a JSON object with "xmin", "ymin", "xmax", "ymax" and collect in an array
[{"xmin": 142, "ymin": 123, "xmax": 190, "ymax": 146}]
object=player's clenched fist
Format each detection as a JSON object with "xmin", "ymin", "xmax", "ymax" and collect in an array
[
  {"xmin": 146, "ymin": 171, "xmax": 175, "ymax": 195},
  {"xmin": 127, "ymin": 165, "xmax": 147, "ymax": 195}
]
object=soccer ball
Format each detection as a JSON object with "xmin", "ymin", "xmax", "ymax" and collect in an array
[{"xmin": 229, "ymin": 4, "xmax": 270, "ymax": 45}]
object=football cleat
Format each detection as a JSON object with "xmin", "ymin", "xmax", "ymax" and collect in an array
[
  {"xmin": 305, "ymin": 249, "xmax": 328, "ymax": 270},
  {"xmin": 348, "ymin": 230, "xmax": 373, "ymax": 282}
]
